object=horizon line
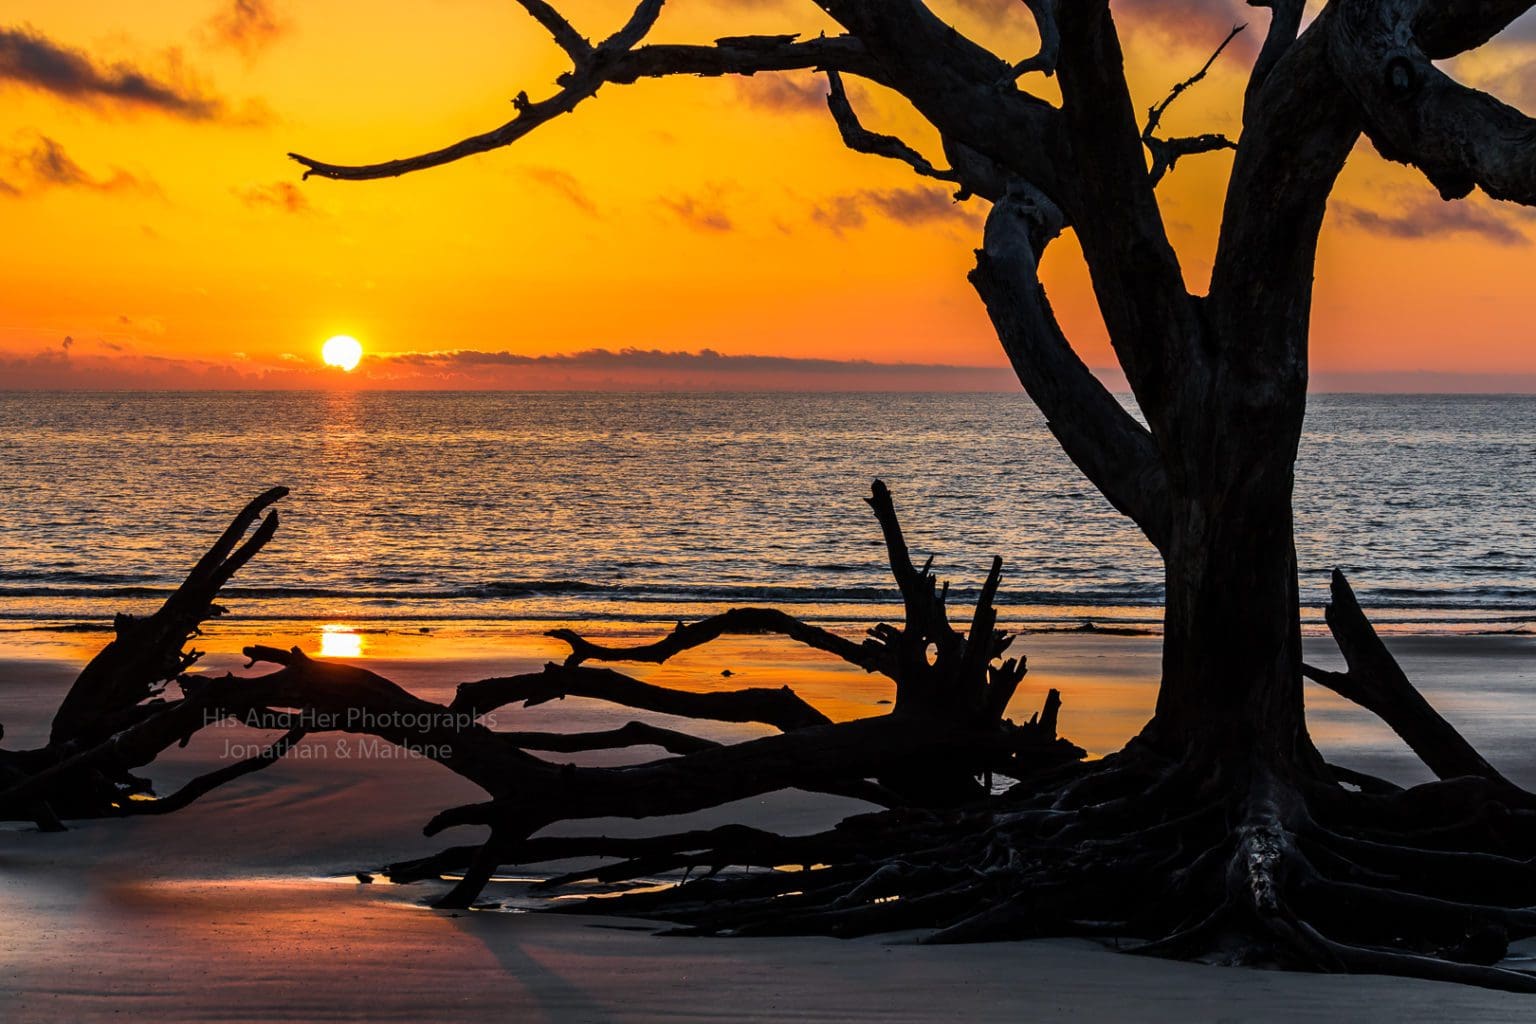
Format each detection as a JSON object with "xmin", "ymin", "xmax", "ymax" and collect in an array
[{"xmin": 8, "ymin": 384, "xmax": 1536, "ymax": 395}]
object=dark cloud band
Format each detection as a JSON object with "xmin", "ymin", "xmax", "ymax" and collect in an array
[{"xmin": 0, "ymin": 25, "xmax": 223, "ymax": 119}]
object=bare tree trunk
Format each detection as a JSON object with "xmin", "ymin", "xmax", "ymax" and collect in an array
[{"xmin": 1148, "ymin": 386, "xmax": 1309, "ymax": 768}]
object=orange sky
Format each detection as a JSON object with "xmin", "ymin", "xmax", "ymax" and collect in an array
[{"xmin": 2, "ymin": 0, "xmax": 1534, "ymax": 390}]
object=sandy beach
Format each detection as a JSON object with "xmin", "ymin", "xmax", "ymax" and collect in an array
[{"xmin": 4, "ymin": 623, "xmax": 1536, "ymax": 1021}]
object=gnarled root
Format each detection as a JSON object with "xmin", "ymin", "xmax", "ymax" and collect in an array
[
  {"xmin": 508, "ymin": 751, "xmax": 1536, "ymax": 991},
  {"xmin": 490, "ymin": 574, "xmax": 1536, "ymax": 992}
]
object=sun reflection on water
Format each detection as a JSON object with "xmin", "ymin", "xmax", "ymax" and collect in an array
[{"xmin": 318, "ymin": 625, "xmax": 363, "ymax": 659}]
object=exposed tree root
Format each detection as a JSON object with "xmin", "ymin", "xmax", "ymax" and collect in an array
[{"xmin": 509, "ymin": 758, "xmax": 1536, "ymax": 993}]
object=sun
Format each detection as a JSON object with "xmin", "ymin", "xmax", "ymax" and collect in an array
[{"xmin": 321, "ymin": 335, "xmax": 363, "ymax": 372}]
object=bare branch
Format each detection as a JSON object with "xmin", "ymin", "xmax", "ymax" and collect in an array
[
  {"xmin": 824, "ymin": 70, "xmax": 960, "ymax": 185},
  {"xmin": 1145, "ymin": 24, "xmax": 1245, "ymax": 140},
  {"xmin": 1053, "ymin": 2, "xmax": 1203, "ymax": 424},
  {"xmin": 1144, "ymin": 132, "xmax": 1238, "ymax": 187},
  {"xmin": 864, "ymin": 480, "xmax": 954, "ymax": 649},
  {"xmin": 970, "ymin": 186, "xmax": 1171, "ymax": 552},
  {"xmin": 1007, "ymin": 0, "xmax": 1060, "ymax": 80},
  {"xmin": 1142, "ymin": 24, "xmax": 1244, "ymax": 185},
  {"xmin": 812, "ymin": 1, "xmax": 1068, "ymax": 198},
  {"xmin": 290, "ymin": 8, "xmax": 878, "ymax": 182},
  {"xmin": 1331, "ymin": 0, "xmax": 1536, "ymax": 205},
  {"xmin": 602, "ymin": 36, "xmax": 878, "ymax": 85},
  {"xmin": 515, "ymin": 0, "xmax": 592, "ymax": 65},
  {"xmin": 289, "ymin": 0, "xmax": 667, "ymax": 182},
  {"xmin": 1208, "ymin": 9, "xmax": 1358, "ymax": 392},
  {"xmin": 1413, "ymin": 0, "xmax": 1536, "ymax": 60},
  {"xmin": 603, "ymin": 0, "xmax": 666, "ymax": 54},
  {"xmin": 1244, "ymin": 0, "xmax": 1304, "ymax": 121}
]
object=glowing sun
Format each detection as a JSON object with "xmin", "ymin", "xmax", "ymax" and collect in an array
[{"xmin": 321, "ymin": 335, "xmax": 363, "ymax": 371}]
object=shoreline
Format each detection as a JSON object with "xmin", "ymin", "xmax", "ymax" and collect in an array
[
  {"xmin": 3, "ymin": 601, "xmax": 1534, "ymax": 649},
  {"xmin": 5, "ymin": 628, "xmax": 1536, "ymax": 1019}
]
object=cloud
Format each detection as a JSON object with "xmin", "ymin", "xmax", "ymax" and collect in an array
[
  {"xmin": 950, "ymin": 0, "xmax": 1248, "ymax": 30},
  {"xmin": 947, "ymin": 0, "xmax": 1019, "ymax": 21},
  {"xmin": 704, "ymin": 0, "xmax": 796, "ymax": 9},
  {"xmin": 0, "ymin": 136, "xmax": 154, "ymax": 197},
  {"xmin": 205, "ymin": 0, "xmax": 290, "ymax": 59},
  {"xmin": 0, "ymin": 348, "xmax": 269, "ymax": 389},
  {"xmin": 1332, "ymin": 194, "xmax": 1528, "ymax": 246},
  {"xmin": 946, "ymin": 0, "xmax": 1260, "ymax": 69},
  {"xmin": 524, "ymin": 166, "xmax": 598, "ymax": 215},
  {"xmin": 0, "ymin": 344, "xmax": 1025, "ymax": 392},
  {"xmin": 372, "ymin": 346, "xmax": 1022, "ymax": 391},
  {"xmin": 734, "ymin": 71, "xmax": 828, "ymax": 113},
  {"xmin": 232, "ymin": 180, "xmax": 313, "ymax": 214},
  {"xmin": 662, "ymin": 194, "xmax": 733, "ymax": 232},
  {"xmin": 0, "ymin": 25, "xmax": 226, "ymax": 119},
  {"xmin": 21, "ymin": 342, "xmax": 1536, "ymax": 393},
  {"xmin": 811, "ymin": 186, "xmax": 980, "ymax": 235},
  {"xmin": 1457, "ymin": 50, "xmax": 1536, "ymax": 109},
  {"xmin": 1495, "ymin": 11, "xmax": 1536, "ymax": 43}
]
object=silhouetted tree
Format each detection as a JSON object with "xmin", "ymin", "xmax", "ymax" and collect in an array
[
  {"xmin": 290, "ymin": 0, "xmax": 1536, "ymax": 774},
  {"xmin": 10, "ymin": 0, "xmax": 1536, "ymax": 993},
  {"xmin": 286, "ymin": 0, "xmax": 1536, "ymax": 986}
]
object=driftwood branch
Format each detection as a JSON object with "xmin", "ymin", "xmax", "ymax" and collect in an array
[
  {"xmin": 548, "ymin": 605, "xmax": 888, "ymax": 675},
  {"xmin": 1303, "ymin": 569, "xmax": 1528, "ymax": 799},
  {"xmin": 501, "ymin": 721, "xmax": 720, "ymax": 756},
  {"xmin": 0, "ymin": 489, "xmax": 290, "ymax": 825},
  {"xmin": 453, "ymin": 664, "xmax": 833, "ymax": 732},
  {"xmin": 119, "ymin": 728, "xmax": 308, "ymax": 816},
  {"xmin": 49, "ymin": 486, "xmax": 288, "ymax": 749}
]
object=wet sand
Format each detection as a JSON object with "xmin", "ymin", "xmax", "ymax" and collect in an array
[{"xmin": 4, "ymin": 626, "xmax": 1536, "ymax": 1021}]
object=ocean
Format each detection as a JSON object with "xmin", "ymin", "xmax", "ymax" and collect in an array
[{"xmin": 1, "ymin": 391, "xmax": 1533, "ymax": 635}]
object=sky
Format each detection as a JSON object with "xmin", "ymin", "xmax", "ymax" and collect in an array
[{"xmin": 1, "ymin": 0, "xmax": 1534, "ymax": 391}]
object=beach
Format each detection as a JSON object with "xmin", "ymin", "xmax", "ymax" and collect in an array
[{"xmin": 5, "ymin": 622, "xmax": 1536, "ymax": 1021}]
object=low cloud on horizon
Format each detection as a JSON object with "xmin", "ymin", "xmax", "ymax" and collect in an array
[
  {"xmin": 0, "ymin": 344, "xmax": 1022, "ymax": 392},
  {"xmin": 6, "ymin": 343, "xmax": 1536, "ymax": 394}
]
